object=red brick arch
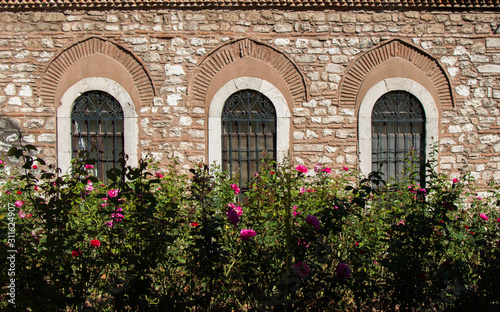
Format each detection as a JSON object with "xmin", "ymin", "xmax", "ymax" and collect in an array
[
  {"xmin": 340, "ymin": 38, "xmax": 455, "ymax": 112},
  {"xmin": 189, "ymin": 38, "xmax": 309, "ymax": 108},
  {"xmin": 40, "ymin": 37, "xmax": 156, "ymax": 107}
]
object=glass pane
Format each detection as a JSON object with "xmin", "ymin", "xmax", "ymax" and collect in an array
[
  {"xmin": 222, "ymin": 90, "xmax": 276, "ymax": 190},
  {"xmin": 71, "ymin": 91, "xmax": 124, "ymax": 182},
  {"xmin": 372, "ymin": 91, "xmax": 425, "ymax": 184}
]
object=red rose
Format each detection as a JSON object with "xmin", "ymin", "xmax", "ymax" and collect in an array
[
  {"xmin": 90, "ymin": 239, "xmax": 100, "ymax": 247},
  {"xmin": 72, "ymin": 250, "xmax": 82, "ymax": 257},
  {"xmin": 32, "ymin": 165, "xmax": 38, "ymax": 169}
]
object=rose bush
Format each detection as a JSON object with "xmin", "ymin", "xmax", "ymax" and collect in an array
[{"xmin": 0, "ymin": 145, "xmax": 499, "ymax": 311}]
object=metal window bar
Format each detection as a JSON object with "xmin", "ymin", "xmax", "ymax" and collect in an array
[
  {"xmin": 372, "ymin": 91, "xmax": 425, "ymax": 184},
  {"xmin": 222, "ymin": 90, "xmax": 276, "ymax": 190},
  {"xmin": 71, "ymin": 91, "xmax": 124, "ymax": 182}
]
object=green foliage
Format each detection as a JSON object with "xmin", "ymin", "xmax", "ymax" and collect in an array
[{"xmin": 0, "ymin": 146, "xmax": 499, "ymax": 311}]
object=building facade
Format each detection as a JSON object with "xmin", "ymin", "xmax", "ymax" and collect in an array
[{"xmin": 0, "ymin": 1, "xmax": 499, "ymax": 184}]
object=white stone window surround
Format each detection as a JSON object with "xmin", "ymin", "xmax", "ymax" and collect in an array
[
  {"xmin": 208, "ymin": 77, "xmax": 291, "ymax": 167},
  {"xmin": 57, "ymin": 77, "xmax": 138, "ymax": 175},
  {"xmin": 358, "ymin": 78, "xmax": 439, "ymax": 177}
]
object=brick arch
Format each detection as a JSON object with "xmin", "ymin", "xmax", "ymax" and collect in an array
[
  {"xmin": 340, "ymin": 38, "xmax": 455, "ymax": 111},
  {"xmin": 40, "ymin": 37, "xmax": 156, "ymax": 106},
  {"xmin": 189, "ymin": 38, "xmax": 309, "ymax": 107}
]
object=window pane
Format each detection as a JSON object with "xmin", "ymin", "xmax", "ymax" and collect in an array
[
  {"xmin": 72, "ymin": 91, "xmax": 124, "ymax": 182},
  {"xmin": 372, "ymin": 91, "xmax": 425, "ymax": 184},
  {"xmin": 222, "ymin": 90, "xmax": 276, "ymax": 190}
]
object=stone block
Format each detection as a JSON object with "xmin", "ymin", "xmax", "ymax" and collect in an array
[
  {"xmin": 341, "ymin": 14, "xmax": 356, "ymax": 23},
  {"xmin": 303, "ymin": 99, "xmax": 317, "ymax": 108},
  {"xmin": 322, "ymin": 116, "xmax": 344, "ymax": 124},
  {"xmin": 310, "ymin": 82, "xmax": 328, "ymax": 93},
  {"xmin": 477, "ymin": 65, "xmax": 500, "ymax": 73},
  {"xmin": 486, "ymin": 38, "xmax": 500, "ymax": 49},
  {"xmin": 274, "ymin": 38, "xmax": 290, "ymax": 46},
  {"xmin": 188, "ymin": 129, "xmax": 204, "ymax": 139},
  {"xmin": 4, "ymin": 84, "xmax": 16, "ymax": 96},
  {"xmin": 293, "ymin": 131, "xmax": 305, "ymax": 140},
  {"xmin": 167, "ymin": 94, "xmax": 182, "ymax": 106},
  {"xmin": 295, "ymin": 55, "xmax": 316, "ymax": 63},
  {"xmin": 274, "ymin": 23, "xmax": 293, "ymax": 33},
  {"xmin": 38, "ymin": 133, "xmax": 55, "ymax": 143},
  {"xmin": 293, "ymin": 144, "xmax": 324, "ymax": 152},
  {"xmin": 479, "ymin": 135, "xmax": 500, "ymax": 144},
  {"xmin": 346, "ymin": 154, "xmax": 357, "ymax": 165},
  {"xmin": 372, "ymin": 13, "xmax": 392, "ymax": 22},
  {"xmin": 336, "ymin": 130, "xmax": 355, "ymax": 139},
  {"xmin": 8, "ymin": 97, "xmax": 22, "ymax": 106},
  {"xmin": 23, "ymin": 119, "xmax": 44, "ymax": 128},
  {"xmin": 179, "ymin": 116, "xmax": 192, "ymax": 126},
  {"xmin": 325, "ymin": 64, "xmax": 342, "ymax": 73},
  {"xmin": 293, "ymin": 108, "xmax": 310, "ymax": 117},
  {"xmin": 306, "ymin": 130, "xmax": 318, "ymax": 139},
  {"xmin": 295, "ymin": 38, "xmax": 309, "ymax": 49}
]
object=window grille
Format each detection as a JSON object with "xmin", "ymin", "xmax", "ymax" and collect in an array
[
  {"xmin": 372, "ymin": 91, "xmax": 425, "ymax": 183},
  {"xmin": 222, "ymin": 90, "xmax": 276, "ymax": 189},
  {"xmin": 71, "ymin": 91, "xmax": 124, "ymax": 182}
]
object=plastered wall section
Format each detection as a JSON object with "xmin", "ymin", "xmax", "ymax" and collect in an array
[{"xmin": 0, "ymin": 9, "xmax": 499, "ymax": 183}]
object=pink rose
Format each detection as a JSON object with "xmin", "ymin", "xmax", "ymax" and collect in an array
[
  {"xmin": 240, "ymin": 229, "xmax": 257, "ymax": 241},
  {"xmin": 322, "ymin": 167, "xmax": 331, "ymax": 173},
  {"xmin": 231, "ymin": 184, "xmax": 240, "ymax": 195},
  {"xmin": 111, "ymin": 212, "xmax": 124, "ymax": 222},
  {"xmin": 84, "ymin": 164, "xmax": 94, "ymax": 169},
  {"xmin": 306, "ymin": 215, "xmax": 321, "ymax": 231},
  {"xmin": 226, "ymin": 207, "xmax": 240, "ymax": 227},
  {"xmin": 296, "ymin": 165, "xmax": 308, "ymax": 173},
  {"xmin": 15, "ymin": 200, "xmax": 24, "ymax": 208},
  {"xmin": 86, "ymin": 181, "xmax": 94, "ymax": 192},
  {"xmin": 452, "ymin": 178, "xmax": 459, "ymax": 184},
  {"xmin": 107, "ymin": 189, "xmax": 119, "ymax": 198},
  {"xmin": 479, "ymin": 214, "xmax": 489, "ymax": 221},
  {"xmin": 155, "ymin": 172, "xmax": 164, "ymax": 178},
  {"xmin": 233, "ymin": 206, "xmax": 243, "ymax": 217}
]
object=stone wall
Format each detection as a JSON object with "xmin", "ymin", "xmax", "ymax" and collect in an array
[{"xmin": 0, "ymin": 9, "xmax": 499, "ymax": 183}]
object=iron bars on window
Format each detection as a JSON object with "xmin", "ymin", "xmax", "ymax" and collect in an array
[
  {"xmin": 372, "ymin": 90, "xmax": 426, "ymax": 184},
  {"xmin": 222, "ymin": 89, "xmax": 277, "ymax": 190},
  {"xmin": 71, "ymin": 91, "xmax": 124, "ymax": 182}
]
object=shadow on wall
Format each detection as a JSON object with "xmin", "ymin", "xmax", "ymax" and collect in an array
[{"xmin": 0, "ymin": 115, "xmax": 26, "ymax": 166}]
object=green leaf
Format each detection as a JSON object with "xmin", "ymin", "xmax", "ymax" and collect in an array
[{"xmin": 7, "ymin": 146, "xmax": 18, "ymax": 157}]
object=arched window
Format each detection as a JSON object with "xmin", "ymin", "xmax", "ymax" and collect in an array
[
  {"xmin": 71, "ymin": 91, "xmax": 124, "ymax": 181},
  {"xmin": 372, "ymin": 91, "xmax": 425, "ymax": 183},
  {"xmin": 222, "ymin": 89, "xmax": 276, "ymax": 189}
]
